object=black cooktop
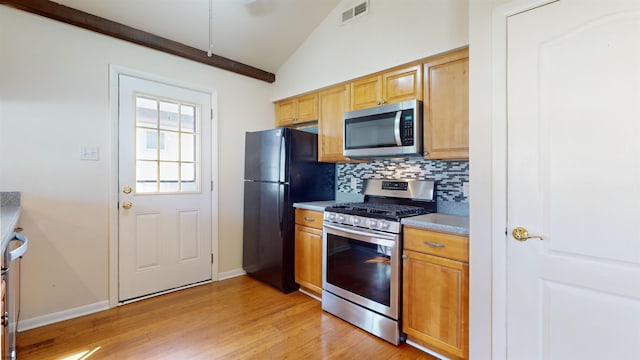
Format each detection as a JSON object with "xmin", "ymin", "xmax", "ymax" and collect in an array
[{"xmin": 326, "ymin": 201, "xmax": 436, "ymax": 221}]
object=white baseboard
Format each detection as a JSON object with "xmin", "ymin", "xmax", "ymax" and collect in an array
[
  {"xmin": 218, "ymin": 268, "xmax": 246, "ymax": 280},
  {"xmin": 19, "ymin": 300, "xmax": 109, "ymax": 332}
]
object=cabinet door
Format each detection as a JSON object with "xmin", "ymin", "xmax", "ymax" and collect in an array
[
  {"xmin": 318, "ymin": 84, "xmax": 351, "ymax": 162},
  {"xmin": 350, "ymin": 74, "xmax": 382, "ymax": 110},
  {"xmin": 296, "ymin": 93, "xmax": 318, "ymax": 123},
  {"xmin": 403, "ymin": 250, "xmax": 469, "ymax": 360},
  {"xmin": 423, "ymin": 48, "xmax": 469, "ymax": 159},
  {"xmin": 275, "ymin": 98, "xmax": 297, "ymax": 127},
  {"xmin": 294, "ymin": 224, "xmax": 323, "ymax": 295},
  {"xmin": 382, "ymin": 64, "xmax": 422, "ymax": 105},
  {"xmin": 274, "ymin": 93, "xmax": 319, "ymax": 127}
]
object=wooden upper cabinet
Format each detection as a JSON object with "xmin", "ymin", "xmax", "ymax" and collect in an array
[
  {"xmin": 274, "ymin": 92, "xmax": 318, "ymax": 127},
  {"xmin": 350, "ymin": 63, "xmax": 422, "ymax": 111},
  {"xmin": 318, "ymin": 84, "xmax": 352, "ymax": 163},
  {"xmin": 423, "ymin": 47, "xmax": 469, "ymax": 160}
]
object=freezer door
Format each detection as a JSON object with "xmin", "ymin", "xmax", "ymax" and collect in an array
[
  {"xmin": 244, "ymin": 128, "xmax": 287, "ymax": 183},
  {"xmin": 242, "ymin": 180, "xmax": 288, "ymax": 290}
]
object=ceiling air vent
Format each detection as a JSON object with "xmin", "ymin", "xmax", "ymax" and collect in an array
[{"xmin": 341, "ymin": 1, "xmax": 369, "ymax": 25}]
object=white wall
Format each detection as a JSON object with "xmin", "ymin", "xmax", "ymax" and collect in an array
[
  {"xmin": 0, "ymin": 6, "xmax": 273, "ymax": 322},
  {"xmin": 468, "ymin": 0, "xmax": 510, "ymax": 358},
  {"xmin": 273, "ymin": 0, "xmax": 469, "ymax": 100}
]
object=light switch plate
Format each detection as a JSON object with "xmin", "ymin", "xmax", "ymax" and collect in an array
[
  {"xmin": 80, "ymin": 146, "xmax": 99, "ymax": 161},
  {"xmin": 351, "ymin": 177, "xmax": 358, "ymax": 189}
]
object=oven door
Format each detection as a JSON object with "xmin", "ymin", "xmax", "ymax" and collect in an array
[{"xmin": 322, "ymin": 222, "xmax": 400, "ymax": 319}]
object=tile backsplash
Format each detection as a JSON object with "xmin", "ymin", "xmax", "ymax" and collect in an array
[{"xmin": 337, "ymin": 159, "xmax": 469, "ymax": 203}]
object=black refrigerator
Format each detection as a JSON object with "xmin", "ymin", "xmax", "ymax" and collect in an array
[{"xmin": 242, "ymin": 128, "xmax": 335, "ymax": 293}]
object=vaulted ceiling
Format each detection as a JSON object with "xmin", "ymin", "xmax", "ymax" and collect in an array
[
  {"xmin": 2, "ymin": 0, "xmax": 343, "ymax": 82},
  {"xmin": 52, "ymin": 0, "xmax": 342, "ymax": 74}
]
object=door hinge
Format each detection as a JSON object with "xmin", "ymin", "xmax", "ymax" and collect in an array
[
  {"xmin": 211, "ymin": 181, "xmax": 214, "ymax": 191},
  {"xmin": 210, "ymin": 108, "xmax": 213, "ymax": 120},
  {"xmin": 211, "ymin": 253, "xmax": 214, "ymax": 264}
]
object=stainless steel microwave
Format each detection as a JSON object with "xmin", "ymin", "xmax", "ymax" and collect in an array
[{"xmin": 343, "ymin": 99, "xmax": 422, "ymax": 158}]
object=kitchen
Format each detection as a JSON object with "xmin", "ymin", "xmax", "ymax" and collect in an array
[{"xmin": 2, "ymin": 0, "xmax": 640, "ymax": 359}]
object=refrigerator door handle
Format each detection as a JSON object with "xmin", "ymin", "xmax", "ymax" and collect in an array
[
  {"xmin": 279, "ymin": 131, "xmax": 286, "ymax": 183},
  {"xmin": 278, "ymin": 184, "xmax": 284, "ymax": 235}
]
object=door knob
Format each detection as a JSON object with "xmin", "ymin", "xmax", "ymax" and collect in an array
[
  {"xmin": 122, "ymin": 201, "xmax": 133, "ymax": 210},
  {"xmin": 512, "ymin": 227, "xmax": 544, "ymax": 241},
  {"xmin": 122, "ymin": 186, "xmax": 132, "ymax": 194}
]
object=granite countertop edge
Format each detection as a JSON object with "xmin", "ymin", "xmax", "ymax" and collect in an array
[
  {"xmin": 402, "ymin": 213, "xmax": 469, "ymax": 236},
  {"xmin": 293, "ymin": 201, "xmax": 336, "ymax": 212},
  {"xmin": 1, "ymin": 206, "xmax": 22, "ymax": 251}
]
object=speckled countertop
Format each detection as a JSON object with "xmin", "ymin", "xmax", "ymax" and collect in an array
[
  {"xmin": 402, "ymin": 213, "xmax": 469, "ymax": 236},
  {"xmin": 293, "ymin": 201, "xmax": 337, "ymax": 212},
  {"xmin": 1, "ymin": 192, "xmax": 22, "ymax": 250},
  {"xmin": 293, "ymin": 200, "xmax": 469, "ymax": 235}
]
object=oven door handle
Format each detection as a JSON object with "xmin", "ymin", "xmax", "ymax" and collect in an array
[
  {"xmin": 9, "ymin": 233, "xmax": 28, "ymax": 262},
  {"xmin": 323, "ymin": 222, "xmax": 397, "ymax": 243}
]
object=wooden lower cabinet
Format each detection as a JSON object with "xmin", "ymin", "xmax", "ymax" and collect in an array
[
  {"xmin": 294, "ymin": 209, "xmax": 324, "ymax": 296},
  {"xmin": 402, "ymin": 226, "xmax": 469, "ymax": 360}
]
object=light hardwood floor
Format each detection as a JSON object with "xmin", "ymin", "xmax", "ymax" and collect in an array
[{"xmin": 17, "ymin": 276, "xmax": 437, "ymax": 359}]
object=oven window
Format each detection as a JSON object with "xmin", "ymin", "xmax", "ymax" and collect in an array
[{"xmin": 326, "ymin": 232, "xmax": 392, "ymax": 306}]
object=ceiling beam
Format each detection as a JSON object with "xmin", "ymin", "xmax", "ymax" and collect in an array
[{"xmin": 0, "ymin": 0, "xmax": 276, "ymax": 83}]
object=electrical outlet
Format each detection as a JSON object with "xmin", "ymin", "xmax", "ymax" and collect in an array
[
  {"xmin": 351, "ymin": 177, "xmax": 358, "ymax": 189},
  {"xmin": 462, "ymin": 182, "xmax": 469, "ymax": 197}
]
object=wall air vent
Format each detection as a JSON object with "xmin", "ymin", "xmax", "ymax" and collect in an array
[{"xmin": 341, "ymin": 0, "xmax": 369, "ymax": 25}]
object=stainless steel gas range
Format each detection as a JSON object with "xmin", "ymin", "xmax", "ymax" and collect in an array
[{"xmin": 322, "ymin": 179, "xmax": 436, "ymax": 345}]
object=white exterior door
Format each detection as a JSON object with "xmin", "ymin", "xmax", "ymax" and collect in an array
[
  {"xmin": 118, "ymin": 74, "xmax": 212, "ymax": 302},
  {"xmin": 507, "ymin": 0, "xmax": 640, "ymax": 358}
]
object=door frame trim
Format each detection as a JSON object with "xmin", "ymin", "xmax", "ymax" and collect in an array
[
  {"xmin": 107, "ymin": 65, "xmax": 219, "ymax": 307},
  {"xmin": 489, "ymin": 1, "xmax": 558, "ymax": 359}
]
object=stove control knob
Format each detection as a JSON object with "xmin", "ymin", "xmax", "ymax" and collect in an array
[
  {"xmin": 380, "ymin": 221, "xmax": 390, "ymax": 230},
  {"xmin": 337, "ymin": 215, "xmax": 346, "ymax": 223},
  {"xmin": 352, "ymin": 217, "xmax": 361, "ymax": 225},
  {"xmin": 328, "ymin": 213, "xmax": 336, "ymax": 221},
  {"xmin": 368, "ymin": 219, "xmax": 378, "ymax": 228}
]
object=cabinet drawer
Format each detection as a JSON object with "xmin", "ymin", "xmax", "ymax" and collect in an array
[
  {"xmin": 404, "ymin": 226, "xmax": 468, "ymax": 262},
  {"xmin": 295, "ymin": 208, "xmax": 324, "ymax": 229}
]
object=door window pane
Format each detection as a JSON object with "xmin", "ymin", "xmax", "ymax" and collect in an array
[
  {"xmin": 136, "ymin": 97, "xmax": 158, "ymax": 128},
  {"xmin": 159, "ymin": 101, "xmax": 180, "ymax": 131},
  {"xmin": 181, "ymin": 105, "xmax": 196, "ymax": 132},
  {"xmin": 136, "ymin": 161, "xmax": 158, "ymax": 193},
  {"xmin": 159, "ymin": 130, "xmax": 179, "ymax": 161},
  {"xmin": 134, "ymin": 94, "xmax": 201, "ymax": 194}
]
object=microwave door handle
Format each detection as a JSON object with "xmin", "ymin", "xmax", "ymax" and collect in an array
[{"xmin": 394, "ymin": 111, "xmax": 402, "ymax": 146}]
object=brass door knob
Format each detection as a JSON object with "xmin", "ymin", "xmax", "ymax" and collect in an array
[
  {"xmin": 512, "ymin": 227, "xmax": 544, "ymax": 241},
  {"xmin": 122, "ymin": 201, "xmax": 133, "ymax": 210},
  {"xmin": 122, "ymin": 186, "xmax": 132, "ymax": 194}
]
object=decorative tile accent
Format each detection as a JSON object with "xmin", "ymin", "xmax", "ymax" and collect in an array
[{"xmin": 337, "ymin": 159, "xmax": 469, "ymax": 203}]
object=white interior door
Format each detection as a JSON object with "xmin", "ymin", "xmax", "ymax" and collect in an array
[
  {"xmin": 118, "ymin": 74, "xmax": 212, "ymax": 302},
  {"xmin": 507, "ymin": 1, "xmax": 640, "ymax": 358}
]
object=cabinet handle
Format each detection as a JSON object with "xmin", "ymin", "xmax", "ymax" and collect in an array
[
  {"xmin": 423, "ymin": 241, "xmax": 445, "ymax": 248},
  {"xmin": 303, "ymin": 217, "xmax": 315, "ymax": 222},
  {"xmin": 380, "ymin": 99, "xmax": 386, "ymax": 105},
  {"xmin": 402, "ymin": 254, "xmax": 408, "ymax": 260}
]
